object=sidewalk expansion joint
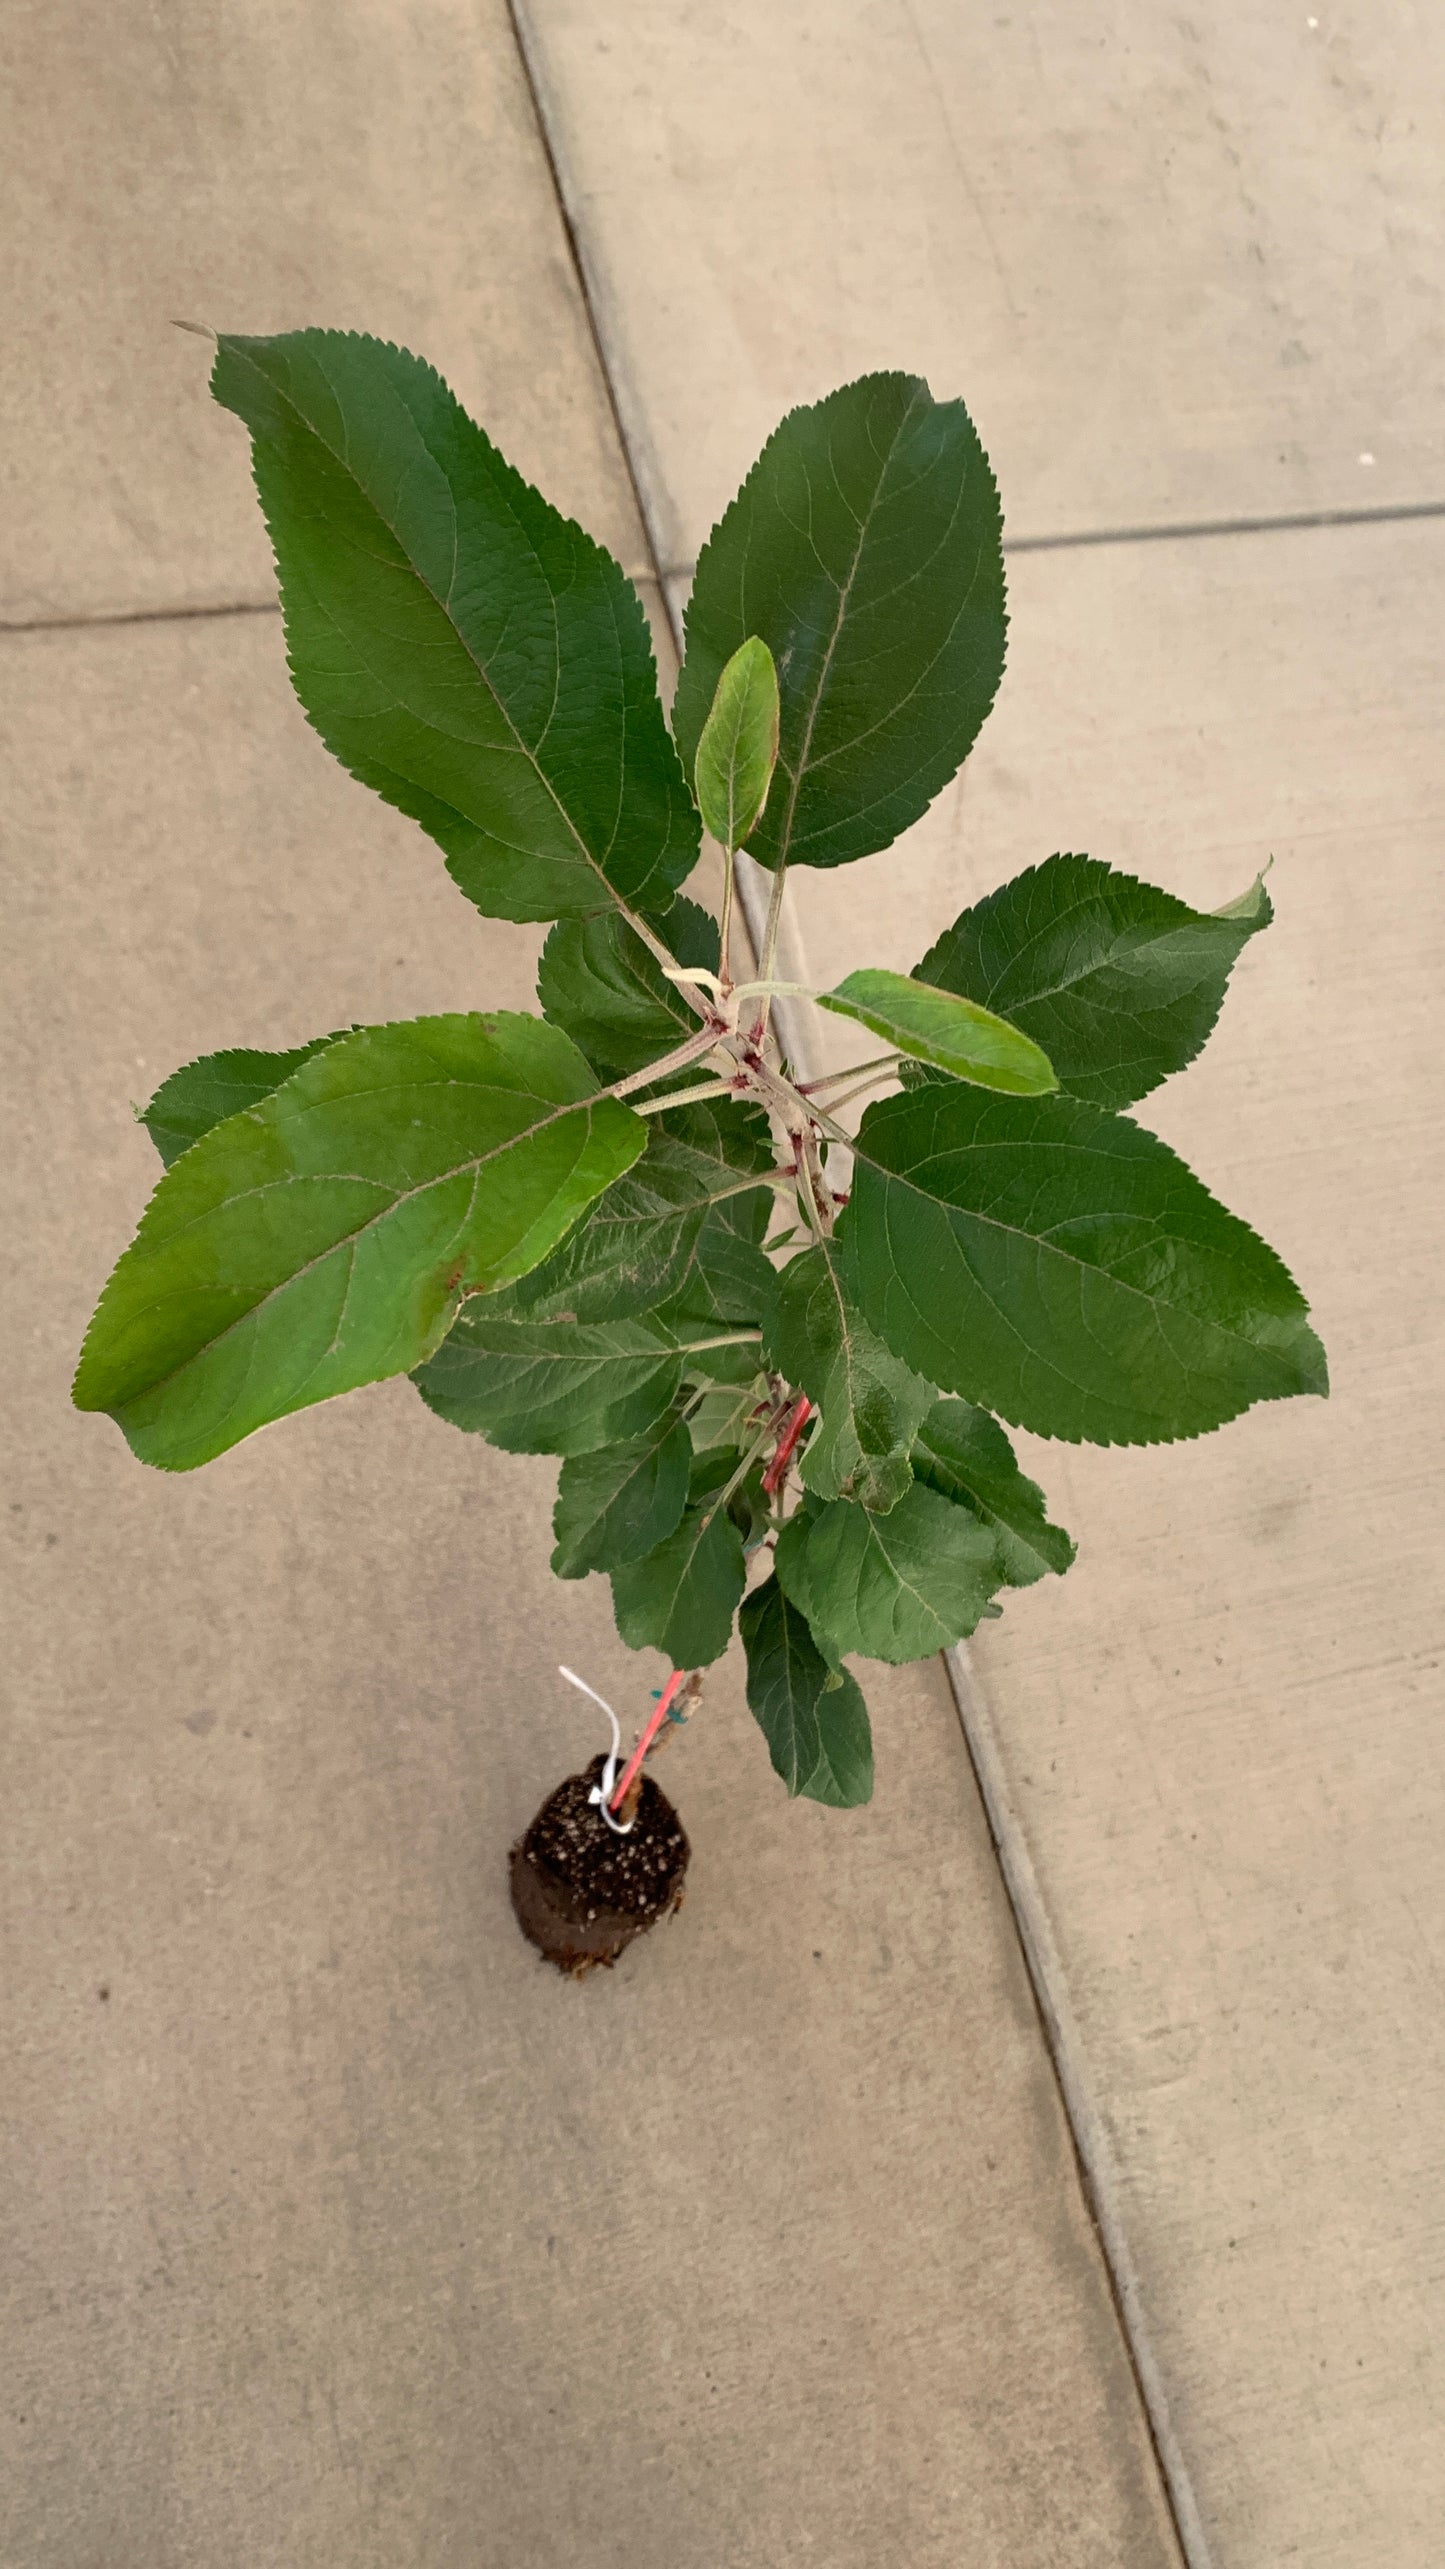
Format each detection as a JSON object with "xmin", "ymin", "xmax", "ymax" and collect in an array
[
  {"xmin": 0, "ymin": 597, "xmax": 281, "ymax": 639},
  {"xmin": 504, "ymin": 15, "xmax": 1207, "ymax": 2561},
  {"xmin": 659, "ymin": 493, "xmax": 1445, "ymax": 590}
]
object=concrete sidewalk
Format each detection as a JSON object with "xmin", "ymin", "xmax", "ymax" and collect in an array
[
  {"xmin": 1, "ymin": 5, "xmax": 1180, "ymax": 2564},
  {"xmin": 513, "ymin": 5, "xmax": 1445, "ymax": 2563}
]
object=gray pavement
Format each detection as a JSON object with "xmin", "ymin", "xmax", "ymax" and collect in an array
[
  {"xmin": 514, "ymin": 5, "xmax": 1445, "ymax": 2561},
  {"xmin": 1, "ymin": 7, "xmax": 1182, "ymax": 2564}
]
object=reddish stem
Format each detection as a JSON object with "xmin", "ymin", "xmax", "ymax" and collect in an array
[
  {"xmin": 762, "ymin": 1393, "xmax": 813, "ymax": 1497},
  {"xmin": 609, "ymin": 1667, "xmax": 687, "ymax": 1813}
]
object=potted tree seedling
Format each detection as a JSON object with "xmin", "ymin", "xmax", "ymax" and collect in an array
[{"xmin": 74, "ymin": 334, "xmax": 1326, "ymax": 1973}]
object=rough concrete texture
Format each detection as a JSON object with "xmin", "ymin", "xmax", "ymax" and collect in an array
[
  {"xmin": 0, "ymin": 5, "xmax": 1183, "ymax": 2551},
  {"xmin": 515, "ymin": 7, "xmax": 1445, "ymax": 2561},
  {"xmin": 515, "ymin": 0, "xmax": 1444, "ymax": 567},
  {"xmin": 0, "ymin": 0, "xmax": 647, "ymax": 623}
]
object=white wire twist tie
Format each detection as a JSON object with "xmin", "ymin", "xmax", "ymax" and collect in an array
[{"xmin": 558, "ymin": 1665, "xmax": 635, "ymax": 1835}]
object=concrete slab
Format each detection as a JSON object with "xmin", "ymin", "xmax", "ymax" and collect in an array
[
  {"xmin": 0, "ymin": 616, "xmax": 1183, "ymax": 2561},
  {"xmin": 515, "ymin": 0, "xmax": 1445, "ymax": 565},
  {"xmin": 0, "ymin": 0, "xmax": 648, "ymax": 624},
  {"xmin": 735, "ymin": 516, "xmax": 1445, "ymax": 2565}
]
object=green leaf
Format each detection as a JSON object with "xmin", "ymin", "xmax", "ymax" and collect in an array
[
  {"xmin": 775, "ymin": 1484, "xmax": 1003, "ymax": 1663},
  {"xmin": 537, "ymin": 899, "xmax": 720, "ymax": 1079},
  {"xmin": 672, "ymin": 1228, "xmax": 780, "ymax": 1332},
  {"xmin": 551, "ymin": 1413, "xmax": 692, "ymax": 1577},
  {"xmin": 911, "ymin": 1400, "xmax": 1075, "ymax": 1586},
  {"xmin": 212, "ymin": 330, "xmax": 699, "ymax": 924},
  {"xmin": 74, "ymin": 1015, "xmax": 646, "ymax": 1472},
  {"xmin": 673, "ymin": 373, "xmax": 1005, "ymax": 872},
  {"xmin": 818, "ymin": 969, "xmax": 1056, "ymax": 1095},
  {"xmin": 739, "ymin": 1577, "xmax": 873, "ymax": 1806},
  {"xmin": 915, "ymin": 854, "xmax": 1274, "ymax": 1110},
  {"xmin": 412, "ymin": 1302, "xmax": 751, "ymax": 1456},
  {"xmin": 693, "ymin": 637, "xmax": 780, "ymax": 850},
  {"xmin": 839, "ymin": 1083, "xmax": 1328, "ymax": 1448},
  {"xmin": 140, "ymin": 1036, "xmax": 347, "ymax": 1166},
  {"xmin": 610, "ymin": 1463, "xmax": 748, "ymax": 1666},
  {"xmin": 512, "ymin": 1104, "xmax": 776, "ymax": 1325},
  {"xmin": 764, "ymin": 1244, "xmax": 932, "ymax": 1511},
  {"xmin": 512, "ymin": 1132, "xmax": 727, "ymax": 1322}
]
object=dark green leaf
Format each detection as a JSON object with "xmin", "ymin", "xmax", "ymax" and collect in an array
[
  {"xmin": 141, "ymin": 1036, "xmax": 347, "ymax": 1166},
  {"xmin": 673, "ymin": 373, "xmax": 1005, "ymax": 872},
  {"xmin": 775, "ymin": 1484, "xmax": 1002, "ymax": 1662},
  {"xmin": 693, "ymin": 637, "xmax": 780, "ymax": 849},
  {"xmin": 551, "ymin": 1414, "xmax": 692, "ymax": 1577},
  {"xmin": 839, "ymin": 1083, "xmax": 1327, "ymax": 1447},
  {"xmin": 212, "ymin": 330, "xmax": 699, "ymax": 923},
  {"xmin": 818, "ymin": 969, "xmax": 1056, "ymax": 1094},
  {"xmin": 610, "ymin": 1462, "xmax": 748, "ymax": 1666},
  {"xmin": 74, "ymin": 1014, "xmax": 646, "ymax": 1472},
  {"xmin": 512, "ymin": 1102, "xmax": 777, "ymax": 1325},
  {"xmin": 671, "ymin": 1228, "xmax": 780, "ymax": 1331},
  {"xmin": 413, "ymin": 1301, "xmax": 756, "ymax": 1455},
  {"xmin": 915, "ymin": 855, "xmax": 1273, "ymax": 1110},
  {"xmin": 537, "ymin": 899, "xmax": 720, "ymax": 1078},
  {"xmin": 512, "ymin": 1133, "xmax": 721, "ymax": 1321},
  {"xmin": 911, "ymin": 1400, "xmax": 1075, "ymax": 1586},
  {"xmin": 740, "ymin": 1577, "xmax": 873, "ymax": 1806},
  {"xmin": 764, "ymin": 1244, "xmax": 932, "ymax": 1511}
]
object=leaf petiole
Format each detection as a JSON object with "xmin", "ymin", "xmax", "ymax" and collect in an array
[{"xmin": 633, "ymin": 1079, "xmax": 740, "ymax": 1116}]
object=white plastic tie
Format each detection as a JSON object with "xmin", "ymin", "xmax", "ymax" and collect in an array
[{"xmin": 558, "ymin": 1665, "xmax": 635, "ymax": 1836}]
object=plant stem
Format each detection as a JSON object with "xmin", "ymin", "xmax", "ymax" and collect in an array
[
  {"xmin": 755, "ymin": 859, "xmax": 791, "ymax": 1044},
  {"xmin": 608, "ymin": 1027, "xmax": 727, "ymax": 1100},
  {"xmin": 702, "ymin": 1171, "xmax": 797, "ymax": 1208},
  {"xmin": 616, "ymin": 1668, "xmax": 704, "ymax": 1821},
  {"xmin": 700, "ymin": 1409, "xmax": 787, "ymax": 1529},
  {"xmin": 611, "ymin": 896, "xmax": 709, "ymax": 1014},
  {"xmin": 800, "ymin": 1051, "xmax": 899, "ymax": 1094},
  {"xmin": 806, "ymin": 1066, "xmax": 899, "ymax": 1117},
  {"xmin": 672, "ymin": 1330, "xmax": 762, "ymax": 1355},
  {"xmin": 633, "ymin": 1078, "xmax": 739, "ymax": 1116},
  {"xmin": 717, "ymin": 842, "xmax": 736, "ymax": 992}
]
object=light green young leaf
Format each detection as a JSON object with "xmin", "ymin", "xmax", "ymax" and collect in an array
[
  {"xmin": 764, "ymin": 1243, "xmax": 932, "ymax": 1511},
  {"xmin": 74, "ymin": 1015, "xmax": 646, "ymax": 1472},
  {"xmin": 775, "ymin": 1484, "xmax": 1003, "ymax": 1663},
  {"xmin": 537, "ymin": 899, "xmax": 720, "ymax": 1079},
  {"xmin": 818, "ymin": 969, "xmax": 1056, "ymax": 1094},
  {"xmin": 141, "ymin": 1036, "xmax": 348, "ymax": 1166},
  {"xmin": 212, "ymin": 330, "xmax": 699, "ymax": 924},
  {"xmin": 839, "ymin": 1082, "xmax": 1327, "ymax": 1447},
  {"xmin": 911, "ymin": 1400, "xmax": 1075, "ymax": 1586},
  {"xmin": 915, "ymin": 854, "xmax": 1274, "ymax": 1110},
  {"xmin": 610, "ymin": 1463, "xmax": 748, "ymax": 1666},
  {"xmin": 551, "ymin": 1414, "xmax": 692, "ymax": 1578},
  {"xmin": 674, "ymin": 373, "xmax": 1005, "ymax": 871},
  {"xmin": 739, "ymin": 1577, "xmax": 873, "ymax": 1807},
  {"xmin": 693, "ymin": 637, "xmax": 780, "ymax": 849}
]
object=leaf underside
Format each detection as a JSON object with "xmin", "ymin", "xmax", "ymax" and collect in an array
[
  {"xmin": 740, "ymin": 1577, "xmax": 874, "ymax": 1806},
  {"xmin": 819, "ymin": 969, "xmax": 1056, "ymax": 1094},
  {"xmin": 610, "ymin": 1460, "xmax": 748, "ymax": 1666},
  {"xmin": 764, "ymin": 1241, "xmax": 932, "ymax": 1512},
  {"xmin": 776, "ymin": 1482, "xmax": 1003, "ymax": 1662}
]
